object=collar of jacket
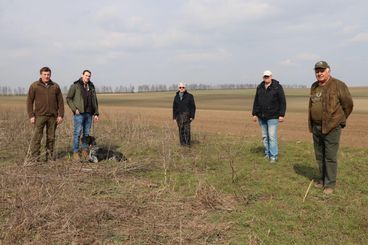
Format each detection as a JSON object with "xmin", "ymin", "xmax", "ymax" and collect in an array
[
  {"xmin": 176, "ymin": 90, "xmax": 188, "ymax": 95},
  {"xmin": 258, "ymin": 79, "xmax": 279, "ymax": 89},
  {"xmin": 37, "ymin": 79, "xmax": 54, "ymax": 86},
  {"xmin": 311, "ymin": 76, "xmax": 334, "ymax": 90},
  {"xmin": 74, "ymin": 78, "xmax": 95, "ymax": 89}
]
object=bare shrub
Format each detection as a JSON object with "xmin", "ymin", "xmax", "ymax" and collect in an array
[{"xmin": 195, "ymin": 182, "xmax": 235, "ymax": 211}]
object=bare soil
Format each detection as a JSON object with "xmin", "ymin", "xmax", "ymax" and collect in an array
[{"xmin": 102, "ymin": 106, "xmax": 366, "ymax": 148}]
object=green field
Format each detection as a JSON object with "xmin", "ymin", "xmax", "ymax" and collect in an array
[{"xmin": 0, "ymin": 88, "xmax": 368, "ymax": 244}]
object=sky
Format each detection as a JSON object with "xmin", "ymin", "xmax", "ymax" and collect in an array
[{"xmin": 0, "ymin": 0, "xmax": 367, "ymax": 88}]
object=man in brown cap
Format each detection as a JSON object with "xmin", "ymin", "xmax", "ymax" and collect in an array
[{"xmin": 308, "ymin": 61, "xmax": 353, "ymax": 194}]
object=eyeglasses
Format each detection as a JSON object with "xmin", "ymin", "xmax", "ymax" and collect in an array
[
  {"xmin": 263, "ymin": 76, "xmax": 270, "ymax": 79},
  {"xmin": 179, "ymin": 87, "xmax": 185, "ymax": 89}
]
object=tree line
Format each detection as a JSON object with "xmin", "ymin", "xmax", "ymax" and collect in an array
[{"xmin": 0, "ymin": 83, "xmax": 306, "ymax": 95}]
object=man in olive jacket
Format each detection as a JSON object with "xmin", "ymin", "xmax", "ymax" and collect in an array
[
  {"xmin": 26, "ymin": 67, "xmax": 64, "ymax": 162},
  {"xmin": 309, "ymin": 61, "xmax": 353, "ymax": 195},
  {"xmin": 173, "ymin": 82, "xmax": 196, "ymax": 146},
  {"xmin": 66, "ymin": 70, "xmax": 99, "ymax": 160}
]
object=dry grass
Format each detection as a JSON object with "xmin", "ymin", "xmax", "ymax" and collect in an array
[
  {"xmin": 1, "ymin": 89, "xmax": 368, "ymax": 244},
  {"xmin": 0, "ymin": 106, "xmax": 241, "ymax": 244},
  {"xmin": 1, "ymin": 162, "xmax": 234, "ymax": 244},
  {"xmin": 3, "ymin": 87, "xmax": 366, "ymax": 148}
]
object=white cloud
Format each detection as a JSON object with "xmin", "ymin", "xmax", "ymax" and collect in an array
[
  {"xmin": 95, "ymin": 5, "xmax": 153, "ymax": 33},
  {"xmin": 349, "ymin": 32, "xmax": 368, "ymax": 43},
  {"xmin": 341, "ymin": 25, "xmax": 359, "ymax": 33},
  {"xmin": 281, "ymin": 53, "xmax": 319, "ymax": 66},
  {"xmin": 96, "ymin": 32, "xmax": 151, "ymax": 49},
  {"xmin": 0, "ymin": 0, "xmax": 368, "ymax": 86},
  {"xmin": 182, "ymin": 0, "xmax": 273, "ymax": 29},
  {"xmin": 280, "ymin": 59, "xmax": 295, "ymax": 66},
  {"xmin": 173, "ymin": 49, "xmax": 231, "ymax": 63},
  {"xmin": 11, "ymin": 48, "xmax": 33, "ymax": 59},
  {"xmin": 295, "ymin": 53, "xmax": 320, "ymax": 61}
]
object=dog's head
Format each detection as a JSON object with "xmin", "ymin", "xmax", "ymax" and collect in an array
[{"xmin": 81, "ymin": 135, "xmax": 96, "ymax": 148}]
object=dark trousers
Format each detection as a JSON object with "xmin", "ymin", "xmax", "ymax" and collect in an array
[
  {"xmin": 312, "ymin": 125, "xmax": 341, "ymax": 188},
  {"xmin": 30, "ymin": 116, "xmax": 57, "ymax": 161},
  {"xmin": 176, "ymin": 112, "xmax": 191, "ymax": 146}
]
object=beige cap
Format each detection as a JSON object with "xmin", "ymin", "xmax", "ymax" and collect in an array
[{"xmin": 263, "ymin": 70, "xmax": 272, "ymax": 76}]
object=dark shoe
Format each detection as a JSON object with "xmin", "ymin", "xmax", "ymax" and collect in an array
[
  {"xmin": 314, "ymin": 180, "xmax": 323, "ymax": 188},
  {"xmin": 323, "ymin": 187, "xmax": 334, "ymax": 195}
]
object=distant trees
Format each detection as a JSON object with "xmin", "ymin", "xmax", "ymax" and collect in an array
[
  {"xmin": 137, "ymin": 84, "xmax": 167, "ymax": 92},
  {"xmin": 136, "ymin": 83, "xmax": 253, "ymax": 92},
  {"xmin": 114, "ymin": 85, "xmax": 135, "ymax": 93},
  {"xmin": 95, "ymin": 85, "xmax": 135, "ymax": 93},
  {"xmin": 0, "ymin": 83, "xmax": 307, "ymax": 95},
  {"xmin": 0, "ymin": 86, "xmax": 25, "ymax": 96}
]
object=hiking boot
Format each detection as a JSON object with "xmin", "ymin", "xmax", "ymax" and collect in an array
[
  {"xmin": 314, "ymin": 180, "xmax": 324, "ymax": 188},
  {"xmin": 72, "ymin": 152, "xmax": 80, "ymax": 161},
  {"xmin": 323, "ymin": 187, "xmax": 334, "ymax": 195}
]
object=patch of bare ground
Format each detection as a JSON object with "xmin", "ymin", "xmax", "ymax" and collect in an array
[{"xmin": 102, "ymin": 106, "xmax": 367, "ymax": 148}]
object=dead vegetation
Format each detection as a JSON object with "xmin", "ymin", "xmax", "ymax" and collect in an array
[
  {"xmin": 1, "ymin": 91, "xmax": 367, "ymax": 244},
  {"xmin": 1, "ymin": 162, "xmax": 237, "ymax": 244},
  {"xmin": 0, "ymin": 107, "xmax": 242, "ymax": 244}
]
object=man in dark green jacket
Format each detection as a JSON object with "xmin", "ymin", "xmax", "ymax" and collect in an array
[
  {"xmin": 26, "ymin": 67, "xmax": 64, "ymax": 162},
  {"xmin": 66, "ymin": 70, "xmax": 99, "ymax": 161},
  {"xmin": 309, "ymin": 61, "xmax": 353, "ymax": 195}
]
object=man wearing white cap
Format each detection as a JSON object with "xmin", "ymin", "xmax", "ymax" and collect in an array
[
  {"xmin": 252, "ymin": 70, "xmax": 286, "ymax": 163},
  {"xmin": 172, "ymin": 83, "xmax": 196, "ymax": 146}
]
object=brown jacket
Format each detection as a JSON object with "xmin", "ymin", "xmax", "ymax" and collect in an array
[
  {"xmin": 26, "ymin": 79, "xmax": 65, "ymax": 118},
  {"xmin": 308, "ymin": 77, "xmax": 353, "ymax": 134}
]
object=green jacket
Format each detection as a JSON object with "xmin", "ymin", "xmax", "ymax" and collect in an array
[
  {"xmin": 26, "ymin": 79, "xmax": 64, "ymax": 118},
  {"xmin": 308, "ymin": 77, "xmax": 353, "ymax": 134},
  {"xmin": 66, "ymin": 79, "xmax": 99, "ymax": 116}
]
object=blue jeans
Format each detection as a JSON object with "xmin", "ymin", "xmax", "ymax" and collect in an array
[
  {"xmin": 258, "ymin": 118, "xmax": 279, "ymax": 160},
  {"xmin": 73, "ymin": 113, "xmax": 92, "ymax": 153}
]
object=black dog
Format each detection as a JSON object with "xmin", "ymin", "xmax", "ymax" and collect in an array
[{"xmin": 81, "ymin": 135, "xmax": 127, "ymax": 163}]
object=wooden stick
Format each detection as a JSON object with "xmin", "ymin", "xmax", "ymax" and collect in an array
[{"xmin": 303, "ymin": 179, "xmax": 314, "ymax": 202}]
